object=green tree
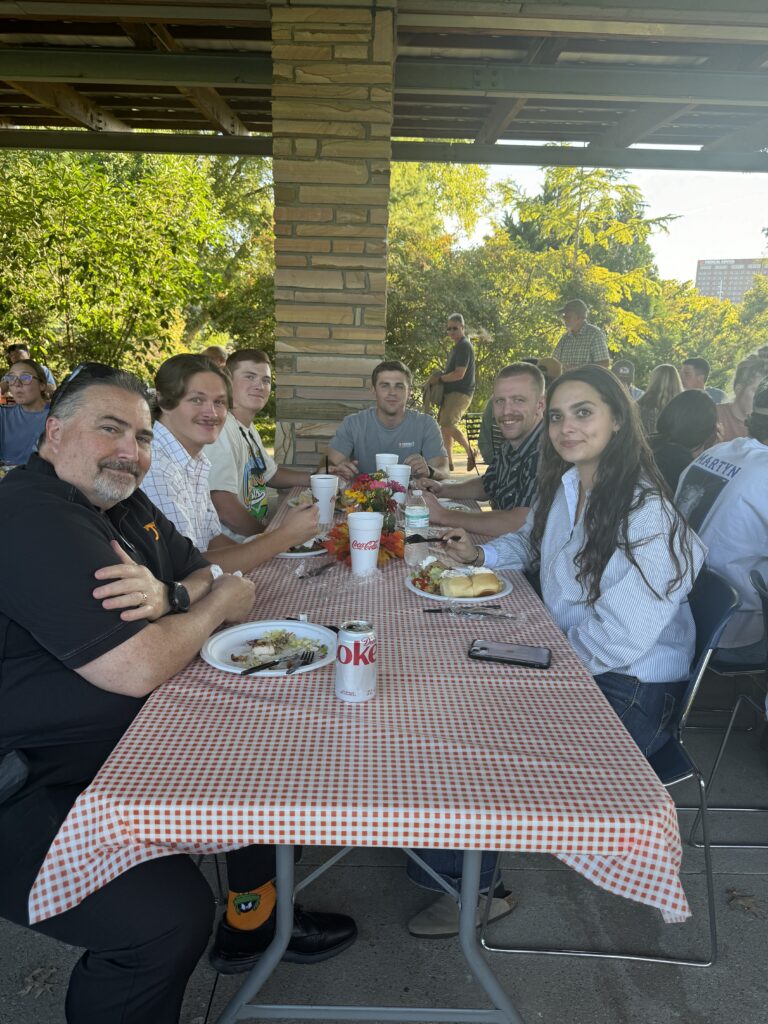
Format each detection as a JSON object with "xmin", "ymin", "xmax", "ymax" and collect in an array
[
  {"xmin": 498, "ymin": 166, "xmax": 668, "ymax": 336},
  {"xmin": 185, "ymin": 155, "xmax": 275, "ymax": 352},
  {"xmin": 387, "ymin": 163, "xmax": 672, "ymax": 401},
  {"xmin": 739, "ymin": 275, "xmax": 768, "ymax": 355},
  {"xmin": 386, "ymin": 161, "xmax": 492, "ymax": 390},
  {"xmin": 0, "ymin": 151, "xmax": 230, "ymax": 377},
  {"xmin": 632, "ymin": 280, "xmax": 744, "ymax": 391},
  {"xmin": 0, "ymin": 151, "xmax": 275, "ymax": 380}
]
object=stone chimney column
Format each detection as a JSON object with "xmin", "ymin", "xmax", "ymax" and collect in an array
[{"xmin": 270, "ymin": 1, "xmax": 395, "ymax": 467}]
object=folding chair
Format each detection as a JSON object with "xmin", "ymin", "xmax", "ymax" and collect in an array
[
  {"xmin": 481, "ymin": 568, "xmax": 740, "ymax": 967},
  {"xmin": 690, "ymin": 568, "xmax": 768, "ymax": 851}
]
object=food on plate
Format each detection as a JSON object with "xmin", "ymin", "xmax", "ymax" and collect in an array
[
  {"xmin": 408, "ymin": 558, "xmax": 451, "ymax": 594},
  {"xmin": 287, "ymin": 488, "xmax": 314, "ymax": 508},
  {"xmin": 229, "ymin": 629, "xmax": 328, "ymax": 670},
  {"xmin": 438, "ymin": 571, "xmax": 502, "ymax": 598},
  {"xmin": 287, "ymin": 536, "xmax": 326, "ymax": 554},
  {"xmin": 408, "ymin": 556, "xmax": 503, "ymax": 597},
  {"xmin": 288, "ymin": 489, "xmax": 344, "ymax": 513}
]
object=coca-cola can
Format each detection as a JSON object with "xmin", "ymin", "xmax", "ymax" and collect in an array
[{"xmin": 335, "ymin": 620, "xmax": 377, "ymax": 703}]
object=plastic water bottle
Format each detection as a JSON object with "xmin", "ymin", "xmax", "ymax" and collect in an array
[{"xmin": 404, "ymin": 489, "xmax": 430, "ymax": 568}]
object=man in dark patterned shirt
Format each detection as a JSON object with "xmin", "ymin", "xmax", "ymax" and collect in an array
[{"xmin": 421, "ymin": 363, "xmax": 544, "ymax": 537}]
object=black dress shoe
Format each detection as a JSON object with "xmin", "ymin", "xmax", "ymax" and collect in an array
[{"xmin": 209, "ymin": 905, "xmax": 357, "ymax": 974}]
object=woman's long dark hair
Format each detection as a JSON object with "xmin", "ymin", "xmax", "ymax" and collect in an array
[
  {"xmin": 653, "ymin": 389, "xmax": 717, "ymax": 451},
  {"xmin": 530, "ymin": 365, "xmax": 695, "ymax": 606}
]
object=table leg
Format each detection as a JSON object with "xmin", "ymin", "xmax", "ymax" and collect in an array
[
  {"xmin": 215, "ymin": 845, "xmax": 295, "ymax": 1024},
  {"xmin": 215, "ymin": 846, "xmax": 526, "ymax": 1024},
  {"xmin": 457, "ymin": 851, "xmax": 525, "ymax": 1024}
]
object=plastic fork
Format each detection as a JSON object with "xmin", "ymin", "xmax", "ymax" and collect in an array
[{"xmin": 285, "ymin": 650, "xmax": 316, "ymax": 674}]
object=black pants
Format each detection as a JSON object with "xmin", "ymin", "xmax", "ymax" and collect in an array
[{"xmin": 1, "ymin": 783, "xmax": 279, "ymax": 1024}]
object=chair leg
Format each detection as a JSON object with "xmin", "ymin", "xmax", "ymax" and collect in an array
[
  {"xmin": 480, "ymin": 775, "xmax": 717, "ymax": 967},
  {"xmin": 687, "ymin": 670, "xmax": 765, "ymax": 733},
  {"xmin": 689, "ymin": 692, "xmax": 768, "ymax": 851}
]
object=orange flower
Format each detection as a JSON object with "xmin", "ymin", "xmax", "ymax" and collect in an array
[{"xmin": 322, "ymin": 523, "xmax": 404, "ymax": 566}]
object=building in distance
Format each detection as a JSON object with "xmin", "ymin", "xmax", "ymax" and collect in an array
[{"xmin": 695, "ymin": 258, "xmax": 768, "ymax": 304}]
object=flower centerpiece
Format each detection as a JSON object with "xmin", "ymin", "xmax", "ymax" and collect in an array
[
  {"xmin": 341, "ymin": 471, "xmax": 404, "ymax": 523},
  {"xmin": 323, "ymin": 471, "xmax": 406, "ymax": 567}
]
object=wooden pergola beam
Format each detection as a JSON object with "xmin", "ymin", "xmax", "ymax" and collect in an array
[
  {"xmin": 474, "ymin": 37, "xmax": 563, "ymax": 146},
  {"xmin": 2, "ymin": 129, "xmax": 768, "ymax": 173},
  {"xmin": 3, "ymin": 80, "xmax": 131, "ymax": 131},
  {"xmin": 126, "ymin": 21, "xmax": 250, "ymax": 136},
  {"xmin": 703, "ymin": 114, "xmax": 768, "ymax": 152}
]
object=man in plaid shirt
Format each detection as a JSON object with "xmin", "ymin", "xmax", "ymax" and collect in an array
[{"xmin": 552, "ymin": 298, "xmax": 610, "ymax": 371}]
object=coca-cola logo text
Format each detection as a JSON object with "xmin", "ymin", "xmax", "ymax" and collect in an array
[
  {"xmin": 351, "ymin": 539, "xmax": 379, "ymax": 550},
  {"xmin": 337, "ymin": 639, "xmax": 378, "ymax": 666}
]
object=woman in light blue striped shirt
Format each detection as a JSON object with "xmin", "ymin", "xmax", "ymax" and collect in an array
[{"xmin": 446, "ymin": 365, "xmax": 706, "ymax": 757}]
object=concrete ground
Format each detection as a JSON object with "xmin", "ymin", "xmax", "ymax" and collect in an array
[{"xmin": 2, "ymin": 669, "xmax": 767, "ymax": 1024}]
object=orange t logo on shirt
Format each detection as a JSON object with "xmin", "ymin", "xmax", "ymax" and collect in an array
[{"xmin": 143, "ymin": 521, "xmax": 160, "ymax": 542}]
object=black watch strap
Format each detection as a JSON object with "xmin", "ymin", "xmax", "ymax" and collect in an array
[{"xmin": 167, "ymin": 582, "xmax": 190, "ymax": 614}]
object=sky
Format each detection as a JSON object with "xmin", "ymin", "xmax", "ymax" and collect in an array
[{"xmin": 484, "ymin": 163, "xmax": 768, "ymax": 284}]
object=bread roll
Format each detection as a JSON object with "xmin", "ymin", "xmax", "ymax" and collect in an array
[{"xmin": 439, "ymin": 571, "xmax": 502, "ymax": 598}]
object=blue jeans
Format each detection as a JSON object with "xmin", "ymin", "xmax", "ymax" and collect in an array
[
  {"xmin": 406, "ymin": 849, "xmax": 499, "ymax": 895},
  {"xmin": 594, "ymin": 671, "xmax": 687, "ymax": 757}
]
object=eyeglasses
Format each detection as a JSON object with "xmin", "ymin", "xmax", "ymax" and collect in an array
[
  {"xmin": 2, "ymin": 373, "xmax": 37, "ymax": 386},
  {"xmin": 48, "ymin": 362, "xmax": 121, "ymax": 413}
]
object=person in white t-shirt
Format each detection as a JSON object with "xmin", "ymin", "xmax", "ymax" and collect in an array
[
  {"xmin": 205, "ymin": 349, "xmax": 328, "ymax": 541},
  {"xmin": 675, "ymin": 376, "xmax": 768, "ymax": 666}
]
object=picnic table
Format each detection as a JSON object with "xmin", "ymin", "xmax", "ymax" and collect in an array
[{"xmin": 29, "ymin": 516, "xmax": 689, "ymax": 1023}]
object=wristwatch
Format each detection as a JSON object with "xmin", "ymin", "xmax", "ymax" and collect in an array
[{"xmin": 167, "ymin": 581, "xmax": 191, "ymax": 614}]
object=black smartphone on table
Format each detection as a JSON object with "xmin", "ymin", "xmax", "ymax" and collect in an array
[{"xmin": 468, "ymin": 639, "xmax": 551, "ymax": 669}]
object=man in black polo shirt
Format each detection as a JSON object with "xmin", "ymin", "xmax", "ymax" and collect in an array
[
  {"xmin": 420, "ymin": 362, "xmax": 545, "ymax": 537},
  {"xmin": 0, "ymin": 367, "xmax": 355, "ymax": 1024}
]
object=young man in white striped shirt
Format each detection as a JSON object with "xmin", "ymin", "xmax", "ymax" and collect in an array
[{"xmin": 141, "ymin": 354, "xmax": 319, "ymax": 569}]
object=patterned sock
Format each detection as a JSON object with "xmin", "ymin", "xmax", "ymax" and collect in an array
[{"xmin": 225, "ymin": 879, "xmax": 276, "ymax": 930}]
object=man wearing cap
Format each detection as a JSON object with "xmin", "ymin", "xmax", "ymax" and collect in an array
[
  {"xmin": 552, "ymin": 299, "xmax": 609, "ymax": 371},
  {"xmin": 612, "ymin": 358, "xmax": 644, "ymax": 400},
  {"xmin": 675, "ymin": 375, "xmax": 768, "ymax": 667}
]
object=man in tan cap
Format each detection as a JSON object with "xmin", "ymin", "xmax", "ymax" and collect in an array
[{"xmin": 552, "ymin": 299, "xmax": 609, "ymax": 371}]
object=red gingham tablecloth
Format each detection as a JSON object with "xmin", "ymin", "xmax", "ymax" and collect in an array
[{"xmin": 29, "ymin": 556, "xmax": 690, "ymax": 925}]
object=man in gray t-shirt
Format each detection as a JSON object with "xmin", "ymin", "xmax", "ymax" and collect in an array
[{"xmin": 327, "ymin": 360, "xmax": 449, "ymax": 481}]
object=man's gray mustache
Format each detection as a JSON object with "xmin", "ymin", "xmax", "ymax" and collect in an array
[{"xmin": 98, "ymin": 460, "xmax": 140, "ymax": 477}]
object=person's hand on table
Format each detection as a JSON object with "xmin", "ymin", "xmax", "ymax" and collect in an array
[
  {"xmin": 329, "ymin": 459, "xmax": 357, "ymax": 481},
  {"xmin": 422, "ymin": 489, "xmax": 449, "ymax": 525},
  {"xmin": 404, "ymin": 453, "xmax": 431, "ymax": 479},
  {"xmin": 282, "ymin": 502, "xmax": 321, "ymax": 547},
  {"xmin": 212, "ymin": 572, "xmax": 256, "ymax": 624},
  {"xmin": 93, "ymin": 540, "xmax": 169, "ymax": 621},
  {"xmin": 439, "ymin": 528, "xmax": 480, "ymax": 565},
  {"xmin": 418, "ymin": 476, "xmax": 443, "ymax": 494}
]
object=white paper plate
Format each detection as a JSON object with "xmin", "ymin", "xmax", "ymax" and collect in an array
[
  {"xmin": 275, "ymin": 545, "xmax": 328, "ymax": 559},
  {"xmin": 405, "ymin": 572, "xmax": 513, "ymax": 603},
  {"xmin": 201, "ymin": 620, "xmax": 337, "ymax": 676}
]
